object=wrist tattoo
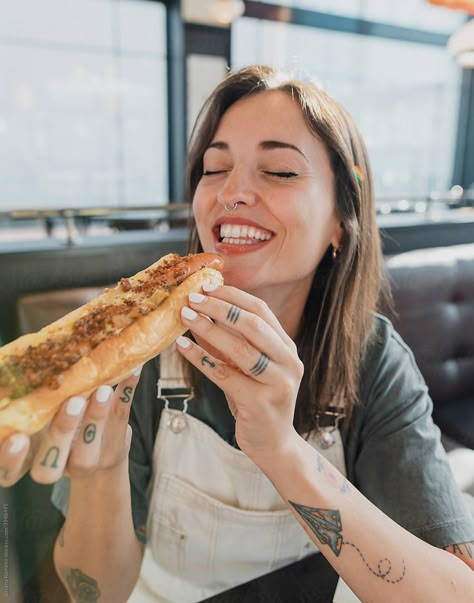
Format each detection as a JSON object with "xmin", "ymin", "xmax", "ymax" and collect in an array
[
  {"xmin": 61, "ymin": 567, "xmax": 100, "ymax": 602},
  {"xmin": 316, "ymin": 454, "xmax": 351, "ymax": 494},
  {"xmin": 289, "ymin": 500, "xmax": 406, "ymax": 584}
]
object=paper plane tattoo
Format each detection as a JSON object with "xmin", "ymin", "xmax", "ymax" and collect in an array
[{"xmin": 289, "ymin": 501, "xmax": 343, "ymax": 556}]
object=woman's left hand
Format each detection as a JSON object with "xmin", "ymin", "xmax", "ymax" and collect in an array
[{"xmin": 176, "ymin": 284, "xmax": 304, "ymax": 465}]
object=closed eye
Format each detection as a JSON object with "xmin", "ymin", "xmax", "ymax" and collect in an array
[
  {"xmin": 263, "ymin": 171, "xmax": 298, "ymax": 178},
  {"xmin": 202, "ymin": 170, "xmax": 228, "ymax": 176}
]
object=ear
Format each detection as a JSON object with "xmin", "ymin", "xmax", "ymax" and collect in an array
[{"xmin": 330, "ymin": 220, "xmax": 344, "ymax": 251}]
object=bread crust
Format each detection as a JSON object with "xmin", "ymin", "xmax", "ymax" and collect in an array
[{"xmin": 0, "ymin": 264, "xmax": 223, "ymax": 443}]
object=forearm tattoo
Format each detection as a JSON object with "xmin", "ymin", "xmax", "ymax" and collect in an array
[
  {"xmin": 226, "ymin": 305, "xmax": 241, "ymax": 325},
  {"xmin": 442, "ymin": 541, "xmax": 473, "ymax": 558},
  {"xmin": 61, "ymin": 568, "xmax": 100, "ymax": 602},
  {"xmin": 316, "ymin": 454, "xmax": 351, "ymax": 494},
  {"xmin": 250, "ymin": 353, "xmax": 269, "ymax": 376},
  {"xmin": 289, "ymin": 501, "xmax": 406, "ymax": 584}
]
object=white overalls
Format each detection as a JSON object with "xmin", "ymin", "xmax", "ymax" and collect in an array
[{"xmin": 128, "ymin": 346, "xmax": 358, "ymax": 603}]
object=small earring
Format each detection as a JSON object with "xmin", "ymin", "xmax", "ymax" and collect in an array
[{"xmin": 332, "ymin": 246, "xmax": 341, "ymax": 260}]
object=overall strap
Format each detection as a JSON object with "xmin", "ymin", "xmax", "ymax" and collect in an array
[
  {"xmin": 157, "ymin": 343, "xmax": 194, "ymax": 416},
  {"xmin": 158, "ymin": 343, "xmax": 188, "ymax": 388}
]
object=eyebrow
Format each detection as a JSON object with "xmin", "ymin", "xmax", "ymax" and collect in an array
[{"xmin": 206, "ymin": 140, "xmax": 309, "ymax": 162}]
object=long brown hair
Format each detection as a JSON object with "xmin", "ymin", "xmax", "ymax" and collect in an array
[{"xmin": 185, "ymin": 65, "xmax": 388, "ymax": 433}]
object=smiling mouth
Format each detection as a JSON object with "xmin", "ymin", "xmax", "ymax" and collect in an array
[{"xmin": 217, "ymin": 223, "xmax": 273, "ymax": 245}]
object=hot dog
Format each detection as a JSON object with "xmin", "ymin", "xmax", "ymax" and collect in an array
[{"xmin": 0, "ymin": 252, "xmax": 224, "ymax": 443}]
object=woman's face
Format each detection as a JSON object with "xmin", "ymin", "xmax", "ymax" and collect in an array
[{"xmin": 193, "ymin": 90, "xmax": 343, "ymax": 301}]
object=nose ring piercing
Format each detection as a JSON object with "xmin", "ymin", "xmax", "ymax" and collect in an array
[{"xmin": 218, "ymin": 192, "xmax": 238, "ymax": 212}]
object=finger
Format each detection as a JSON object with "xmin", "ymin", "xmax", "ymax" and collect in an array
[
  {"xmin": 175, "ymin": 336, "xmax": 238, "ymax": 388},
  {"xmin": 187, "ymin": 292, "xmax": 292, "ymax": 366},
  {"xmin": 98, "ymin": 367, "xmax": 142, "ymax": 466},
  {"xmin": 181, "ymin": 306, "xmax": 274, "ymax": 382},
  {"xmin": 66, "ymin": 384, "xmax": 114, "ymax": 476},
  {"xmin": 202, "ymin": 283, "xmax": 296, "ymax": 350},
  {"xmin": 30, "ymin": 396, "xmax": 87, "ymax": 484},
  {"xmin": 0, "ymin": 433, "xmax": 30, "ymax": 487}
]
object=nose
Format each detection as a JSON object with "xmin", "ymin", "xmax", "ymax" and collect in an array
[{"xmin": 217, "ymin": 166, "xmax": 258, "ymax": 210}]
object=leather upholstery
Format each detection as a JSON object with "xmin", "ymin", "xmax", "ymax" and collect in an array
[{"xmin": 385, "ymin": 244, "xmax": 474, "ymax": 449}]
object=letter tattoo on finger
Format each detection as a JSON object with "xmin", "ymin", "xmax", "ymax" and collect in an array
[
  {"xmin": 250, "ymin": 353, "xmax": 269, "ymax": 376},
  {"xmin": 226, "ymin": 305, "xmax": 241, "ymax": 325},
  {"xmin": 83, "ymin": 423, "xmax": 97, "ymax": 444},
  {"xmin": 201, "ymin": 356, "xmax": 216, "ymax": 368},
  {"xmin": 120, "ymin": 386, "xmax": 133, "ymax": 404},
  {"xmin": 40, "ymin": 446, "xmax": 60, "ymax": 469}
]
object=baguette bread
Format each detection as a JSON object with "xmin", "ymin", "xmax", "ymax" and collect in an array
[{"xmin": 0, "ymin": 252, "xmax": 224, "ymax": 443}]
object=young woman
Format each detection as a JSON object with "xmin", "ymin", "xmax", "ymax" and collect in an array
[{"xmin": 1, "ymin": 65, "xmax": 473, "ymax": 602}]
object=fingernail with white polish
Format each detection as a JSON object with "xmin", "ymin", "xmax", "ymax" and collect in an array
[
  {"xmin": 203, "ymin": 281, "xmax": 219, "ymax": 293},
  {"xmin": 8, "ymin": 434, "xmax": 28, "ymax": 455},
  {"xmin": 176, "ymin": 335, "xmax": 191, "ymax": 349},
  {"xmin": 181, "ymin": 306, "xmax": 198, "ymax": 320},
  {"xmin": 189, "ymin": 292, "xmax": 206, "ymax": 304},
  {"xmin": 96, "ymin": 385, "xmax": 112, "ymax": 404},
  {"xmin": 66, "ymin": 396, "xmax": 86, "ymax": 417}
]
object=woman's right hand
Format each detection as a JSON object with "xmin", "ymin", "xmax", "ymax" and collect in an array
[{"xmin": 0, "ymin": 368, "xmax": 142, "ymax": 487}]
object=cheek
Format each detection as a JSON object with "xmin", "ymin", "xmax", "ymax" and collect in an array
[{"xmin": 192, "ymin": 188, "xmax": 209, "ymax": 227}]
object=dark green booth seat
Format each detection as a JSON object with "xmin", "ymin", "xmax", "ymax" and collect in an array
[{"xmin": 385, "ymin": 244, "xmax": 474, "ymax": 450}]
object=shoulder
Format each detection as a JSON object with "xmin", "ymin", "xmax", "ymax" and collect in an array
[
  {"xmin": 355, "ymin": 313, "xmax": 431, "ymax": 438},
  {"xmin": 363, "ymin": 313, "xmax": 423, "ymax": 376}
]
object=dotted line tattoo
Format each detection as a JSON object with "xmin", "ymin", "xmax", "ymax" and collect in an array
[
  {"xmin": 289, "ymin": 501, "xmax": 406, "ymax": 584},
  {"xmin": 343, "ymin": 541, "xmax": 406, "ymax": 583}
]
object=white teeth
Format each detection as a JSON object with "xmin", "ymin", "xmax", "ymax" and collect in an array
[
  {"xmin": 219, "ymin": 223, "xmax": 271, "ymax": 242},
  {"xmin": 222, "ymin": 237, "xmax": 256, "ymax": 245}
]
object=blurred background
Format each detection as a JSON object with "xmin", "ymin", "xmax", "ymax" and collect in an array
[{"xmin": 0, "ymin": 1, "xmax": 473, "ymax": 601}]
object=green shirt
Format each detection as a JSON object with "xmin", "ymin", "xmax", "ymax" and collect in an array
[{"xmin": 52, "ymin": 314, "xmax": 474, "ymax": 550}]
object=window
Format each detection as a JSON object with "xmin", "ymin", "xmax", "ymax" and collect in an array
[
  {"xmin": 0, "ymin": 0, "xmax": 167, "ymax": 211},
  {"xmin": 250, "ymin": 0, "xmax": 466, "ymax": 33},
  {"xmin": 232, "ymin": 11, "xmax": 463, "ymax": 197}
]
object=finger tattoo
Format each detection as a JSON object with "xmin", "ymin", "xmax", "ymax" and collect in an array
[
  {"xmin": 226, "ymin": 305, "xmax": 241, "ymax": 325},
  {"xmin": 201, "ymin": 356, "xmax": 216, "ymax": 368},
  {"xmin": 83, "ymin": 423, "xmax": 97, "ymax": 444},
  {"xmin": 120, "ymin": 386, "xmax": 133, "ymax": 404},
  {"xmin": 40, "ymin": 446, "xmax": 60, "ymax": 469},
  {"xmin": 250, "ymin": 353, "xmax": 269, "ymax": 376}
]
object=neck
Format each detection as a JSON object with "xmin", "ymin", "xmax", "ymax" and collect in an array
[{"xmin": 249, "ymin": 282, "xmax": 310, "ymax": 340}]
